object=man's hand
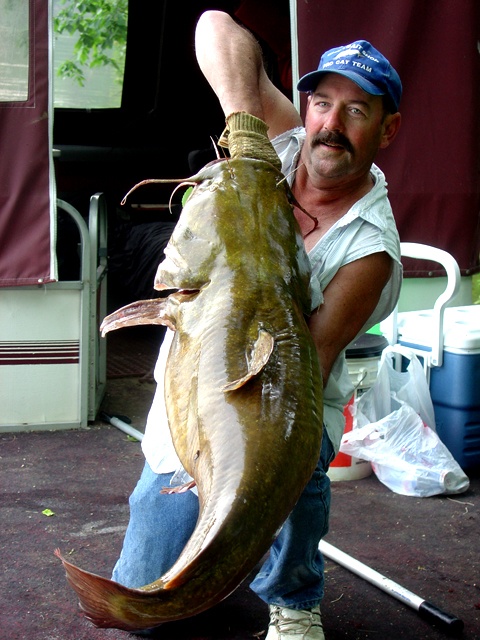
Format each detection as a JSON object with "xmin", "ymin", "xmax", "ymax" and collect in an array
[{"xmin": 219, "ymin": 111, "xmax": 282, "ymax": 171}]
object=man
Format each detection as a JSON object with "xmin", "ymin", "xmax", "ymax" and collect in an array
[{"xmin": 112, "ymin": 11, "xmax": 403, "ymax": 640}]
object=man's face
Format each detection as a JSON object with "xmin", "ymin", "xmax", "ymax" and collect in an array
[{"xmin": 303, "ymin": 73, "xmax": 392, "ymax": 185}]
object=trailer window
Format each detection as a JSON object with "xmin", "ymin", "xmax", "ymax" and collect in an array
[
  {"xmin": 0, "ymin": 0, "xmax": 29, "ymax": 102},
  {"xmin": 53, "ymin": 0, "xmax": 128, "ymax": 109}
]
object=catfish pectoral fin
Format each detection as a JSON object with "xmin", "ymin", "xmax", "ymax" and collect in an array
[
  {"xmin": 222, "ymin": 329, "xmax": 274, "ymax": 392},
  {"xmin": 100, "ymin": 298, "xmax": 176, "ymax": 336},
  {"xmin": 160, "ymin": 480, "xmax": 197, "ymax": 494}
]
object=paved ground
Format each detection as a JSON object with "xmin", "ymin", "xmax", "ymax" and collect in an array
[{"xmin": 1, "ymin": 374, "xmax": 479, "ymax": 640}]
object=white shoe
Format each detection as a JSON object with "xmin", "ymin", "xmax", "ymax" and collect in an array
[{"xmin": 265, "ymin": 604, "xmax": 325, "ymax": 639}]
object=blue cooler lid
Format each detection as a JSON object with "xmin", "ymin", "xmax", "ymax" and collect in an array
[{"xmin": 346, "ymin": 333, "xmax": 388, "ymax": 359}]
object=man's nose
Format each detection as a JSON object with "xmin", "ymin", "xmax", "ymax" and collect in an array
[{"xmin": 323, "ymin": 106, "xmax": 344, "ymax": 131}]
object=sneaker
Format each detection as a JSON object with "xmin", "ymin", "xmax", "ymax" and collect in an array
[{"xmin": 265, "ymin": 604, "xmax": 325, "ymax": 639}]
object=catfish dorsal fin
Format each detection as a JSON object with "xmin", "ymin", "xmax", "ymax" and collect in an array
[{"xmin": 222, "ymin": 329, "xmax": 274, "ymax": 392}]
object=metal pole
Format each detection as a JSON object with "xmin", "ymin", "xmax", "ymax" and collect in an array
[
  {"xmin": 100, "ymin": 411, "xmax": 144, "ymax": 441},
  {"xmin": 320, "ymin": 540, "xmax": 464, "ymax": 634}
]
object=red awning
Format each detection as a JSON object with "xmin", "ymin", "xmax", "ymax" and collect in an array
[{"xmin": 0, "ymin": 0, "xmax": 56, "ymax": 287}]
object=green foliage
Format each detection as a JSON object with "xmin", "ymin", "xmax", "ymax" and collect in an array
[
  {"xmin": 473, "ymin": 272, "xmax": 480, "ymax": 305},
  {"xmin": 54, "ymin": 0, "xmax": 128, "ymax": 87}
]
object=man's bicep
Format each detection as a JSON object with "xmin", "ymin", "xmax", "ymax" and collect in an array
[{"xmin": 308, "ymin": 252, "xmax": 392, "ymax": 383}]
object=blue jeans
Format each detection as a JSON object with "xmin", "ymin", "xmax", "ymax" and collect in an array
[
  {"xmin": 112, "ymin": 430, "xmax": 335, "ymax": 610},
  {"xmin": 112, "ymin": 465, "xmax": 199, "ymax": 587}
]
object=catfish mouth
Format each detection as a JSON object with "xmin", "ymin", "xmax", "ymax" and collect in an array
[
  {"xmin": 174, "ymin": 288, "xmax": 201, "ymax": 300},
  {"xmin": 155, "ymin": 285, "xmax": 201, "ymax": 302}
]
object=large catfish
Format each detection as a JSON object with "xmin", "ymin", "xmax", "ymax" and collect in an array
[{"xmin": 56, "ymin": 156, "xmax": 323, "ymax": 631}]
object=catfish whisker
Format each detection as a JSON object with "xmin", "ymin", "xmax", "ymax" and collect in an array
[{"xmin": 121, "ymin": 178, "xmax": 191, "ymax": 206}]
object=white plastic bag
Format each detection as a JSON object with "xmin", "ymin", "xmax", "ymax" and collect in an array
[
  {"xmin": 340, "ymin": 346, "xmax": 470, "ymax": 497},
  {"xmin": 355, "ymin": 345, "xmax": 436, "ymax": 433}
]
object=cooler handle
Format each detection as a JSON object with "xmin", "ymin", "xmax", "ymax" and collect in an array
[{"xmin": 384, "ymin": 243, "xmax": 461, "ymax": 368}]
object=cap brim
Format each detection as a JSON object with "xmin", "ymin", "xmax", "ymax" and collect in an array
[{"xmin": 297, "ymin": 69, "xmax": 384, "ymax": 98}]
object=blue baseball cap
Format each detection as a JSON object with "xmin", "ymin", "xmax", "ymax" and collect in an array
[{"xmin": 297, "ymin": 40, "xmax": 402, "ymax": 112}]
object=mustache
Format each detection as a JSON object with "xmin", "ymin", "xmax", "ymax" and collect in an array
[{"xmin": 311, "ymin": 131, "xmax": 354, "ymax": 154}]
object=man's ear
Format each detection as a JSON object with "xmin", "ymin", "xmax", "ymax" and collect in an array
[{"xmin": 380, "ymin": 112, "xmax": 401, "ymax": 149}]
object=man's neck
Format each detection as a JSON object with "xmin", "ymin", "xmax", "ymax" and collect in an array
[{"xmin": 291, "ymin": 164, "xmax": 374, "ymax": 249}]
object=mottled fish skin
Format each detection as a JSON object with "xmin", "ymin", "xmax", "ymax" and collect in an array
[{"xmin": 56, "ymin": 157, "xmax": 323, "ymax": 631}]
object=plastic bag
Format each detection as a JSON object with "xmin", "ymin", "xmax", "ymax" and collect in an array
[
  {"xmin": 355, "ymin": 345, "xmax": 436, "ymax": 433},
  {"xmin": 340, "ymin": 346, "xmax": 470, "ymax": 497}
]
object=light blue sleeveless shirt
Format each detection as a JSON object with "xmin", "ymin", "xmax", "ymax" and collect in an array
[{"xmin": 274, "ymin": 127, "xmax": 402, "ymax": 452}]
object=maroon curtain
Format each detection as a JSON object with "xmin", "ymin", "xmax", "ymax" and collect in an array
[
  {"xmin": 0, "ymin": 0, "xmax": 55, "ymax": 286},
  {"xmin": 296, "ymin": 0, "xmax": 480, "ymax": 276}
]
